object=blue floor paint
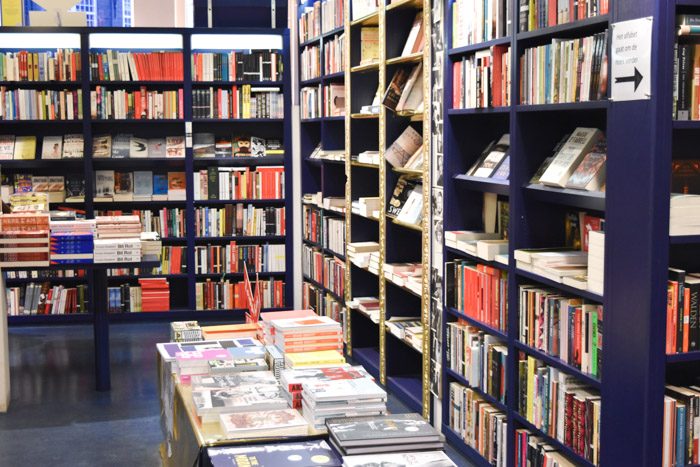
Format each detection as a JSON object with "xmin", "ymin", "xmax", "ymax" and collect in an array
[{"xmin": 0, "ymin": 323, "xmax": 473, "ymax": 466}]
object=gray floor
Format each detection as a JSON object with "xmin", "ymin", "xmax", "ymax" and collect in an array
[{"xmin": 0, "ymin": 323, "xmax": 472, "ymax": 466}]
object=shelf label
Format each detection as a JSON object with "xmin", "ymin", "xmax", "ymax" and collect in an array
[{"xmin": 611, "ymin": 17, "xmax": 653, "ymax": 102}]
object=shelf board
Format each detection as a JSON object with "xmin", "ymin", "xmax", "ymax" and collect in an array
[
  {"xmin": 321, "ymin": 71, "xmax": 345, "ymax": 81},
  {"xmin": 515, "ymin": 100, "xmax": 608, "ymax": 112},
  {"xmin": 670, "ymin": 235, "xmax": 700, "ymax": 244},
  {"xmin": 442, "ymin": 425, "xmax": 493, "ymax": 467},
  {"xmin": 446, "ymin": 307, "xmax": 508, "ymax": 340},
  {"xmin": 350, "ymin": 11, "xmax": 379, "ymax": 27},
  {"xmin": 392, "ymin": 166, "xmax": 423, "ymax": 177},
  {"xmin": 351, "ymin": 347, "xmax": 381, "ymax": 379},
  {"xmin": 322, "ymin": 26, "xmax": 344, "ymax": 39},
  {"xmin": 444, "ymin": 368, "xmax": 507, "ymax": 412},
  {"xmin": 386, "ymin": 52, "xmax": 423, "ymax": 66},
  {"xmin": 513, "ymin": 341, "xmax": 601, "ymax": 389},
  {"xmin": 667, "ymin": 351, "xmax": 700, "ymax": 363},
  {"xmin": 386, "ymin": 0, "xmax": 423, "ymax": 11},
  {"xmin": 300, "ymin": 77, "xmax": 322, "ymax": 86},
  {"xmin": 350, "ymin": 62, "xmax": 380, "ymax": 73},
  {"xmin": 192, "ymin": 155, "xmax": 285, "ymax": 166},
  {"xmin": 448, "ymin": 106, "xmax": 511, "ymax": 116},
  {"xmin": 454, "ymin": 174, "xmax": 509, "ymax": 195},
  {"xmin": 516, "ymin": 14, "xmax": 609, "ymax": 42},
  {"xmin": 524, "ymin": 184, "xmax": 605, "ymax": 211},
  {"xmin": 444, "ymin": 245, "xmax": 508, "ymax": 270},
  {"xmin": 193, "ymin": 198, "xmax": 285, "ymax": 206},
  {"xmin": 516, "ymin": 269, "xmax": 603, "ymax": 303},
  {"xmin": 8, "ymin": 313, "xmax": 93, "ymax": 325},
  {"xmin": 299, "ymin": 36, "xmax": 321, "ymax": 48},
  {"xmin": 194, "ymin": 235, "xmax": 285, "ymax": 242},
  {"xmin": 448, "ymin": 37, "xmax": 512, "ymax": 57},
  {"xmin": 510, "ymin": 412, "xmax": 596, "ymax": 467},
  {"xmin": 386, "ymin": 375, "xmax": 422, "ymax": 413},
  {"xmin": 391, "ymin": 218, "xmax": 423, "ymax": 232}
]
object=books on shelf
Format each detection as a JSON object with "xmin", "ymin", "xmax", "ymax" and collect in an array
[
  {"xmin": 518, "ymin": 354, "xmax": 601, "ymax": 465},
  {"xmin": 192, "ymin": 50, "xmax": 282, "ymax": 82},
  {"xmin": 518, "ymin": 0, "xmax": 609, "ymax": 33},
  {"xmin": 326, "ymin": 413, "xmax": 444, "ymax": 456},
  {"xmin": 519, "ymin": 285, "xmax": 603, "ymax": 379},
  {"xmin": 452, "ymin": 0, "xmax": 510, "ymax": 47},
  {"xmin": 666, "ymin": 267, "xmax": 700, "ymax": 354},
  {"xmin": 6, "ymin": 282, "xmax": 88, "ymax": 316},
  {"xmin": 194, "ymin": 205, "xmax": 285, "ymax": 237},
  {"xmin": 448, "ymin": 382, "xmax": 507, "ymax": 466},
  {"xmin": 192, "ymin": 85, "xmax": 283, "ymax": 119},
  {"xmin": 194, "ymin": 242, "xmax": 285, "ymax": 274},
  {"xmin": 465, "ymin": 134, "xmax": 510, "ymax": 178},
  {"xmin": 89, "ymin": 50, "xmax": 184, "ymax": 81},
  {"xmin": 519, "ymin": 31, "xmax": 609, "ymax": 105},
  {"xmin": 324, "ymin": 33, "xmax": 345, "ymax": 75},
  {"xmin": 452, "ymin": 45, "xmax": 510, "ymax": 109},
  {"xmin": 193, "ymin": 166, "xmax": 284, "ymax": 201},
  {"xmin": 0, "ymin": 49, "xmax": 81, "ymax": 82},
  {"xmin": 0, "ymin": 87, "xmax": 83, "ymax": 120},
  {"xmin": 90, "ymin": 87, "xmax": 183, "ymax": 120},
  {"xmin": 537, "ymin": 128, "xmax": 606, "ymax": 188},
  {"xmin": 359, "ymin": 27, "xmax": 379, "ymax": 65}
]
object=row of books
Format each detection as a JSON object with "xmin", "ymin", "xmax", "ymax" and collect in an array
[
  {"xmin": 519, "ymin": 354, "xmax": 601, "ymax": 465},
  {"xmin": 107, "ymin": 278, "xmax": 170, "ymax": 312},
  {"xmin": 193, "ymin": 133, "xmax": 282, "ymax": 158},
  {"xmin": 300, "ymin": 44, "xmax": 321, "ymax": 81},
  {"xmin": 193, "ymin": 166, "xmax": 285, "ymax": 201},
  {"xmin": 90, "ymin": 87, "xmax": 183, "ymax": 120},
  {"xmin": 6, "ymin": 283, "xmax": 88, "ymax": 316},
  {"xmin": 300, "ymin": 83, "xmax": 345, "ymax": 119},
  {"xmin": 0, "ymin": 87, "xmax": 82, "ymax": 121},
  {"xmin": 95, "ymin": 208, "xmax": 185, "ymax": 239},
  {"xmin": 93, "ymin": 134, "xmax": 184, "ymax": 158},
  {"xmin": 324, "ymin": 33, "xmax": 345, "ymax": 76},
  {"xmin": 445, "ymin": 258, "xmax": 508, "ymax": 332},
  {"xmin": 519, "ymin": 286, "xmax": 603, "ymax": 379},
  {"xmin": 446, "ymin": 322, "xmax": 507, "ymax": 403},
  {"xmin": 452, "ymin": 0, "xmax": 510, "ymax": 48},
  {"xmin": 94, "ymin": 170, "xmax": 186, "ymax": 202},
  {"xmin": 519, "ymin": 31, "xmax": 608, "ymax": 105},
  {"xmin": 193, "ymin": 205, "xmax": 285, "ymax": 237},
  {"xmin": 0, "ymin": 134, "xmax": 83, "ymax": 160},
  {"xmin": 0, "ymin": 49, "xmax": 81, "ymax": 82},
  {"xmin": 519, "ymin": 0, "xmax": 609, "ymax": 33},
  {"xmin": 663, "ymin": 383, "xmax": 700, "ymax": 466},
  {"xmin": 193, "ymin": 242, "xmax": 285, "ymax": 275},
  {"xmin": 192, "ymin": 86, "xmax": 284, "ymax": 119},
  {"xmin": 88, "ymin": 50, "xmax": 184, "ymax": 81},
  {"xmin": 195, "ymin": 278, "xmax": 285, "ymax": 310},
  {"xmin": 452, "ymin": 45, "xmax": 510, "ymax": 109},
  {"xmin": 191, "ymin": 51, "xmax": 282, "ymax": 82},
  {"xmin": 667, "ymin": 267, "xmax": 700, "ymax": 355},
  {"xmin": 448, "ymin": 382, "xmax": 507, "ymax": 466}
]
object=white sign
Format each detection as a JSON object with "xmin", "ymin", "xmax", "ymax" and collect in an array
[{"xmin": 611, "ymin": 17, "xmax": 653, "ymax": 101}]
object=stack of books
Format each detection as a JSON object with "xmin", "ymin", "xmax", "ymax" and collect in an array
[
  {"xmin": 49, "ymin": 220, "xmax": 95, "ymax": 264},
  {"xmin": 280, "ymin": 365, "xmax": 371, "ymax": 409},
  {"xmin": 326, "ymin": 413, "xmax": 445, "ymax": 456},
  {"xmin": 138, "ymin": 278, "xmax": 170, "ymax": 312},
  {"xmin": 170, "ymin": 321, "xmax": 203, "ymax": 343},
  {"xmin": 272, "ymin": 315, "xmax": 343, "ymax": 354},
  {"xmin": 301, "ymin": 377, "xmax": 387, "ymax": 430},
  {"xmin": 347, "ymin": 242, "xmax": 379, "ymax": 269}
]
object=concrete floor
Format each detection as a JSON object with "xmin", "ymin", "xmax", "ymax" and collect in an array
[{"xmin": 0, "ymin": 323, "xmax": 472, "ymax": 466}]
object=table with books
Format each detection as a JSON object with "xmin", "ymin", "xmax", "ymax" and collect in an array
[
  {"xmin": 158, "ymin": 313, "xmax": 456, "ymax": 467},
  {"xmin": 0, "ymin": 212, "xmax": 161, "ymax": 411}
]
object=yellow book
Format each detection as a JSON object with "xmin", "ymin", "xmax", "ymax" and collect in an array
[
  {"xmin": 285, "ymin": 350, "xmax": 345, "ymax": 368},
  {"xmin": 13, "ymin": 136, "xmax": 36, "ymax": 160},
  {"xmin": 526, "ymin": 355, "xmax": 536, "ymax": 423}
]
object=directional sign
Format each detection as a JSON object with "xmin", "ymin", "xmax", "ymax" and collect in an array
[{"xmin": 611, "ymin": 17, "xmax": 653, "ymax": 102}]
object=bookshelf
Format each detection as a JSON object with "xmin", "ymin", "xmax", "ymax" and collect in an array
[
  {"xmin": 441, "ymin": 0, "xmax": 683, "ymax": 466},
  {"xmin": 0, "ymin": 27, "xmax": 293, "ymax": 325}
]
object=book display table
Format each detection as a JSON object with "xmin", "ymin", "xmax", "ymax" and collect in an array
[
  {"xmin": 0, "ymin": 258, "xmax": 160, "ymax": 412},
  {"xmin": 157, "ymin": 353, "xmax": 325, "ymax": 467}
]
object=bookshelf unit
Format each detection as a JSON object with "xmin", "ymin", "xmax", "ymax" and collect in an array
[
  {"xmin": 442, "ymin": 0, "xmax": 681, "ymax": 466},
  {"xmin": 0, "ymin": 27, "xmax": 293, "ymax": 325}
]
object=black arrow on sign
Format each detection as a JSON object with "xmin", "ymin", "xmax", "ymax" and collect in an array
[{"xmin": 615, "ymin": 67, "xmax": 643, "ymax": 92}]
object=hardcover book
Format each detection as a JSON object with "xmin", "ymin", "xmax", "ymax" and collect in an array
[
  {"xmin": 41, "ymin": 136, "xmax": 63, "ymax": 159},
  {"xmin": 92, "ymin": 135, "xmax": 112, "ymax": 158},
  {"xmin": 61, "ymin": 134, "xmax": 84, "ymax": 159}
]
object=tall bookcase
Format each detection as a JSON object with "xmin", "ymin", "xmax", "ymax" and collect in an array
[
  {"xmin": 440, "ymin": 0, "xmax": 688, "ymax": 465},
  {"xmin": 0, "ymin": 27, "xmax": 294, "ymax": 326}
]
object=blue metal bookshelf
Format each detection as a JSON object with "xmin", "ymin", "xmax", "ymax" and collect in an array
[
  {"xmin": 1, "ymin": 26, "xmax": 294, "ymax": 326},
  {"xmin": 440, "ymin": 0, "xmax": 676, "ymax": 465}
]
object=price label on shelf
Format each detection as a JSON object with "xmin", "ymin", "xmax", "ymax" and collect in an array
[{"xmin": 611, "ymin": 17, "xmax": 653, "ymax": 102}]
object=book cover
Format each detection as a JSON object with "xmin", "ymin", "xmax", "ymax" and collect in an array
[
  {"xmin": 148, "ymin": 138, "xmax": 167, "ymax": 158},
  {"xmin": 111, "ymin": 134, "xmax": 132, "ymax": 158},
  {"xmin": 0, "ymin": 135, "xmax": 15, "ymax": 160},
  {"xmin": 61, "ymin": 134, "xmax": 84, "ymax": 159},
  {"xmin": 92, "ymin": 135, "xmax": 112, "ymax": 158},
  {"xmin": 41, "ymin": 136, "xmax": 63, "ymax": 160},
  {"xmin": 129, "ymin": 137, "xmax": 149, "ymax": 158},
  {"xmin": 13, "ymin": 135, "xmax": 36, "ymax": 160},
  {"xmin": 166, "ymin": 136, "xmax": 185, "ymax": 158},
  {"xmin": 194, "ymin": 133, "xmax": 216, "ymax": 158}
]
